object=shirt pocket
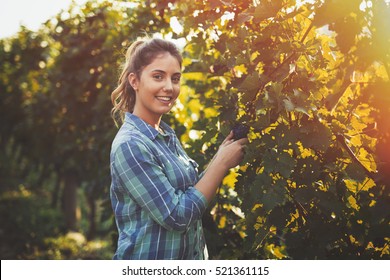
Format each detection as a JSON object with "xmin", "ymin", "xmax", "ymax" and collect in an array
[{"xmin": 178, "ymin": 156, "xmax": 200, "ymax": 190}]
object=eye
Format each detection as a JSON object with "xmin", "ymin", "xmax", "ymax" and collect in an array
[
  {"xmin": 172, "ymin": 75, "xmax": 181, "ymax": 84},
  {"xmin": 153, "ymin": 74, "xmax": 163, "ymax": 80}
]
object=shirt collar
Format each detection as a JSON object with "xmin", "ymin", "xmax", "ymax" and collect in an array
[{"xmin": 124, "ymin": 112, "xmax": 175, "ymax": 140}]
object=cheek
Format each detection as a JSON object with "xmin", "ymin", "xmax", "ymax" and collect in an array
[
  {"xmin": 139, "ymin": 83, "xmax": 156, "ymax": 96},
  {"xmin": 174, "ymin": 85, "xmax": 181, "ymax": 96}
]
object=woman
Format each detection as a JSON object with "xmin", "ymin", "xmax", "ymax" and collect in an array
[{"xmin": 110, "ymin": 37, "xmax": 247, "ymax": 259}]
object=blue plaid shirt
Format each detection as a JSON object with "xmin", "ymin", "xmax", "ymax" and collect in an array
[{"xmin": 110, "ymin": 113, "xmax": 208, "ymax": 259}]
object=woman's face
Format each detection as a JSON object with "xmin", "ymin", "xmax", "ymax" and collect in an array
[{"xmin": 129, "ymin": 52, "xmax": 181, "ymax": 126}]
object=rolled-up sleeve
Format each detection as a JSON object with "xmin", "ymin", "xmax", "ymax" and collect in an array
[{"xmin": 112, "ymin": 138, "xmax": 208, "ymax": 232}]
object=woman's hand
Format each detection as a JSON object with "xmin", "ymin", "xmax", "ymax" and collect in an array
[
  {"xmin": 195, "ymin": 132, "xmax": 248, "ymax": 202},
  {"xmin": 214, "ymin": 131, "xmax": 248, "ymax": 169},
  {"xmin": 195, "ymin": 131, "xmax": 248, "ymax": 202}
]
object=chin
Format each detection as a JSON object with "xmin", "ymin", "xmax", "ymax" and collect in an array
[
  {"xmin": 158, "ymin": 104, "xmax": 175, "ymax": 113},
  {"xmin": 152, "ymin": 107, "xmax": 172, "ymax": 116}
]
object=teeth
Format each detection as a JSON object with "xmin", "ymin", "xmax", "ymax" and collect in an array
[{"xmin": 157, "ymin": 97, "xmax": 172, "ymax": 101}]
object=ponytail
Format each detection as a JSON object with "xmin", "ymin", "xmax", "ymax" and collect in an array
[{"xmin": 111, "ymin": 40, "xmax": 144, "ymax": 125}]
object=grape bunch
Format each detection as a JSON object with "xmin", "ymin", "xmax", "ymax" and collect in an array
[{"xmin": 232, "ymin": 123, "xmax": 250, "ymax": 140}]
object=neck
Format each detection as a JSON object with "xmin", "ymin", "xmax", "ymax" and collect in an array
[{"xmin": 132, "ymin": 110, "xmax": 162, "ymax": 130}]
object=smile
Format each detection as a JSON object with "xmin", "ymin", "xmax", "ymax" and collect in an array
[{"xmin": 156, "ymin": 96, "xmax": 173, "ymax": 102}]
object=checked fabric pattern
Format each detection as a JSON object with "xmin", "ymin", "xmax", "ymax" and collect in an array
[{"xmin": 110, "ymin": 113, "xmax": 208, "ymax": 259}]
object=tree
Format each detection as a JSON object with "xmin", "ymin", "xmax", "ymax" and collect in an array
[{"xmin": 168, "ymin": 0, "xmax": 390, "ymax": 259}]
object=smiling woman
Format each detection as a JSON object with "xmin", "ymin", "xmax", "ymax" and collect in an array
[{"xmin": 109, "ymin": 37, "xmax": 248, "ymax": 259}]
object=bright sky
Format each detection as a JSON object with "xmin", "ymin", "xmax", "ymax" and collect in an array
[{"xmin": 0, "ymin": 0, "xmax": 89, "ymax": 39}]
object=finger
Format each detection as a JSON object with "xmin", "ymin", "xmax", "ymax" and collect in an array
[
  {"xmin": 225, "ymin": 139, "xmax": 235, "ymax": 146},
  {"xmin": 236, "ymin": 138, "xmax": 249, "ymax": 145},
  {"xmin": 222, "ymin": 131, "xmax": 234, "ymax": 144}
]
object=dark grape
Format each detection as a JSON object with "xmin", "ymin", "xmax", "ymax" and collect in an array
[{"xmin": 232, "ymin": 123, "xmax": 249, "ymax": 140}]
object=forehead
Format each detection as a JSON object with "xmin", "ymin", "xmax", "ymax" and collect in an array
[{"xmin": 143, "ymin": 52, "xmax": 181, "ymax": 73}]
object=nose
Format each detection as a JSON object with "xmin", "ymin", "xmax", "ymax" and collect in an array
[{"xmin": 163, "ymin": 79, "xmax": 173, "ymax": 92}]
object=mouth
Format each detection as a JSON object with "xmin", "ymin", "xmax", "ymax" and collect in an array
[{"xmin": 156, "ymin": 96, "xmax": 174, "ymax": 103}]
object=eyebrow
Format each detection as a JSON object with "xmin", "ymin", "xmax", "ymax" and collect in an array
[{"xmin": 151, "ymin": 69, "xmax": 181, "ymax": 75}]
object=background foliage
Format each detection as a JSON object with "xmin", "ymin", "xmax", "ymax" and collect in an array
[{"xmin": 0, "ymin": 0, "xmax": 389, "ymax": 259}]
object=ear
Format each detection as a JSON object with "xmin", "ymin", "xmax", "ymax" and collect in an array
[{"xmin": 128, "ymin": 73, "xmax": 139, "ymax": 91}]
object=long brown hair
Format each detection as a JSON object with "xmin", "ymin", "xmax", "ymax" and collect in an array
[{"xmin": 111, "ymin": 37, "xmax": 182, "ymax": 125}]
